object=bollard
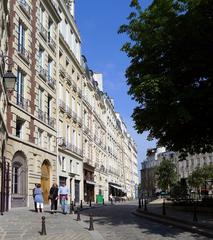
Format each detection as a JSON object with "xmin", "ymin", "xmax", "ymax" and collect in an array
[
  {"xmin": 162, "ymin": 198, "xmax": 166, "ymax": 215},
  {"xmin": 111, "ymin": 198, "xmax": 113, "ymax": 205},
  {"xmin": 193, "ymin": 201, "xmax": 198, "ymax": 222},
  {"xmin": 77, "ymin": 209, "xmax": 81, "ymax": 221},
  {"xmin": 103, "ymin": 198, "xmax": 105, "ymax": 205},
  {"xmin": 138, "ymin": 198, "xmax": 141, "ymax": 209},
  {"xmin": 89, "ymin": 199, "xmax": 92, "ymax": 207},
  {"xmin": 89, "ymin": 213, "xmax": 94, "ymax": 231},
  {"xmin": 144, "ymin": 199, "xmax": 147, "ymax": 212},
  {"xmin": 80, "ymin": 200, "xmax": 83, "ymax": 209},
  {"xmin": 41, "ymin": 216, "xmax": 47, "ymax": 235}
]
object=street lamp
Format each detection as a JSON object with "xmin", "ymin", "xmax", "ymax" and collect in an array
[
  {"xmin": 0, "ymin": 51, "xmax": 16, "ymax": 92},
  {"xmin": 3, "ymin": 70, "xmax": 16, "ymax": 91}
]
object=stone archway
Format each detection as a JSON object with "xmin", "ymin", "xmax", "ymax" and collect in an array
[
  {"xmin": 41, "ymin": 160, "xmax": 51, "ymax": 203},
  {"xmin": 11, "ymin": 151, "xmax": 27, "ymax": 208}
]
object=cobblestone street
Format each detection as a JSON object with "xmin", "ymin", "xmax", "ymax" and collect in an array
[
  {"xmin": 0, "ymin": 201, "xmax": 210, "ymax": 239},
  {"xmin": 80, "ymin": 201, "xmax": 209, "ymax": 240}
]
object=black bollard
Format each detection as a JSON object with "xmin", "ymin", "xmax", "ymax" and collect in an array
[
  {"xmin": 138, "ymin": 198, "xmax": 142, "ymax": 209},
  {"xmin": 80, "ymin": 200, "xmax": 83, "ymax": 209},
  {"xmin": 144, "ymin": 199, "xmax": 147, "ymax": 212},
  {"xmin": 162, "ymin": 199, "xmax": 166, "ymax": 215},
  {"xmin": 89, "ymin": 213, "xmax": 94, "ymax": 231},
  {"xmin": 41, "ymin": 216, "xmax": 47, "ymax": 235},
  {"xmin": 193, "ymin": 201, "xmax": 198, "ymax": 222},
  {"xmin": 77, "ymin": 209, "xmax": 81, "ymax": 221},
  {"xmin": 89, "ymin": 199, "xmax": 92, "ymax": 207},
  {"xmin": 103, "ymin": 198, "xmax": 105, "ymax": 205}
]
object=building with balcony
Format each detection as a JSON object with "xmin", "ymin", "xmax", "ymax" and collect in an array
[
  {"xmin": 6, "ymin": 0, "xmax": 60, "ymax": 208},
  {"xmin": 2, "ymin": 0, "xmax": 138, "ymax": 210},
  {"xmin": 0, "ymin": 0, "xmax": 10, "ymax": 212},
  {"xmin": 56, "ymin": 0, "xmax": 83, "ymax": 203}
]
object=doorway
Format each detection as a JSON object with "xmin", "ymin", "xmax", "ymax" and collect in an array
[{"xmin": 41, "ymin": 160, "xmax": 51, "ymax": 203}]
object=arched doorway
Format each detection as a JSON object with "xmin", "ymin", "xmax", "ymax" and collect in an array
[
  {"xmin": 11, "ymin": 151, "xmax": 27, "ymax": 208},
  {"xmin": 41, "ymin": 160, "xmax": 51, "ymax": 203}
]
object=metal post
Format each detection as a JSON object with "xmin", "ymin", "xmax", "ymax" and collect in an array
[
  {"xmin": 193, "ymin": 201, "xmax": 198, "ymax": 222},
  {"xmin": 111, "ymin": 198, "xmax": 113, "ymax": 205},
  {"xmin": 138, "ymin": 198, "xmax": 141, "ymax": 208},
  {"xmin": 77, "ymin": 209, "xmax": 81, "ymax": 221},
  {"xmin": 80, "ymin": 200, "xmax": 83, "ymax": 209},
  {"xmin": 144, "ymin": 199, "xmax": 147, "ymax": 212},
  {"xmin": 103, "ymin": 198, "xmax": 104, "ymax": 205},
  {"xmin": 162, "ymin": 198, "xmax": 166, "ymax": 215},
  {"xmin": 89, "ymin": 199, "xmax": 91, "ymax": 207},
  {"xmin": 41, "ymin": 216, "xmax": 47, "ymax": 235},
  {"xmin": 89, "ymin": 213, "xmax": 94, "ymax": 231},
  {"xmin": 1, "ymin": 157, "xmax": 5, "ymax": 215}
]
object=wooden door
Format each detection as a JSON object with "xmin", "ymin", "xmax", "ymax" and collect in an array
[{"xmin": 41, "ymin": 161, "xmax": 50, "ymax": 203}]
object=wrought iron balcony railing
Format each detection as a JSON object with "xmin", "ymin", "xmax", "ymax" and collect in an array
[
  {"xmin": 47, "ymin": 75, "xmax": 56, "ymax": 90},
  {"xmin": 48, "ymin": 34, "xmax": 56, "ymax": 52},
  {"xmin": 39, "ymin": 65, "xmax": 48, "ymax": 81},
  {"xmin": 16, "ymin": 94, "xmax": 29, "ymax": 112},
  {"xmin": 17, "ymin": 45, "xmax": 30, "ymax": 63},
  {"xmin": 39, "ymin": 23, "xmax": 48, "ymax": 40},
  {"xmin": 38, "ymin": 108, "xmax": 46, "ymax": 122},
  {"xmin": 18, "ymin": 0, "xmax": 31, "ymax": 18},
  {"xmin": 59, "ymin": 99, "xmax": 66, "ymax": 112}
]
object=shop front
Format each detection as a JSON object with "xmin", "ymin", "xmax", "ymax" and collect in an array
[{"xmin": 83, "ymin": 163, "xmax": 95, "ymax": 202}]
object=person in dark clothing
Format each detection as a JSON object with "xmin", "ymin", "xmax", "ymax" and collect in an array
[
  {"xmin": 33, "ymin": 183, "xmax": 37, "ymax": 211},
  {"xmin": 49, "ymin": 183, "xmax": 58, "ymax": 214}
]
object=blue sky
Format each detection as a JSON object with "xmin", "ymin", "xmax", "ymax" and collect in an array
[{"xmin": 75, "ymin": 0, "xmax": 156, "ymax": 167}]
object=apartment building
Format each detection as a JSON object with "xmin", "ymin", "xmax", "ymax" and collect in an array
[
  {"xmin": 0, "ymin": 0, "xmax": 9, "ymax": 211},
  {"xmin": 1, "ymin": 0, "xmax": 138, "ymax": 210},
  {"xmin": 57, "ymin": 0, "xmax": 83, "ymax": 203},
  {"xmin": 6, "ymin": 0, "xmax": 60, "ymax": 208}
]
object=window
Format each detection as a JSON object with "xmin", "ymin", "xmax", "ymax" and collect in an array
[
  {"xmin": 38, "ymin": 128, "xmax": 43, "ymax": 146},
  {"xmin": 47, "ymin": 95, "xmax": 52, "ymax": 118},
  {"xmin": 16, "ymin": 69, "xmax": 25, "ymax": 105},
  {"xmin": 48, "ymin": 57, "xmax": 53, "ymax": 77},
  {"xmin": 76, "ymin": 162, "xmax": 79, "ymax": 174},
  {"xmin": 47, "ymin": 133, "xmax": 51, "ymax": 150},
  {"xmin": 12, "ymin": 162, "xmax": 22, "ymax": 194},
  {"xmin": 38, "ymin": 87, "xmax": 43, "ymax": 110},
  {"xmin": 18, "ymin": 21, "xmax": 26, "ymax": 52},
  {"xmin": 16, "ymin": 117, "xmax": 24, "ymax": 138},
  {"xmin": 61, "ymin": 156, "xmax": 65, "ymax": 171},
  {"xmin": 77, "ymin": 102, "xmax": 81, "ymax": 117},
  {"xmin": 48, "ymin": 18, "xmax": 53, "ymax": 39},
  {"xmin": 39, "ymin": 47, "xmax": 44, "ymax": 67},
  {"xmin": 72, "ymin": 96, "xmax": 75, "ymax": 112},
  {"xmin": 39, "ymin": 5, "xmax": 45, "ymax": 25},
  {"xmin": 72, "ymin": 129, "xmax": 76, "ymax": 146},
  {"xmin": 70, "ymin": 160, "xmax": 72, "ymax": 173},
  {"xmin": 66, "ymin": 90, "xmax": 69, "ymax": 107},
  {"xmin": 66, "ymin": 125, "xmax": 70, "ymax": 143}
]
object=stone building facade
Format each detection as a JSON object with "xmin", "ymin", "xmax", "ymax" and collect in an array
[{"xmin": 1, "ymin": 0, "xmax": 138, "ymax": 210}]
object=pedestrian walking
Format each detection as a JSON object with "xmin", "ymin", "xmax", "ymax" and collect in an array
[
  {"xmin": 34, "ymin": 183, "xmax": 44, "ymax": 213},
  {"xmin": 49, "ymin": 183, "xmax": 58, "ymax": 214},
  {"xmin": 59, "ymin": 182, "xmax": 69, "ymax": 214},
  {"xmin": 32, "ymin": 183, "xmax": 37, "ymax": 211}
]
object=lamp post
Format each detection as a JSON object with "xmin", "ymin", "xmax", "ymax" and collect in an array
[{"xmin": 0, "ymin": 51, "xmax": 17, "ymax": 215}]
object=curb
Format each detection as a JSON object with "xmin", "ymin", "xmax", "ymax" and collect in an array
[{"xmin": 132, "ymin": 209, "xmax": 213, "ymax": 238}]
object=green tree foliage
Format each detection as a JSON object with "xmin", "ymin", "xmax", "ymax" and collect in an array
[
  {"xmin": 170, "ymin": 180, "xmax": 188, "ymax": 199},
  {"xmin": 188, "ymin": 165, "xmax": 213, "ymax": 189},
  {"xmin": 156, "ymin": 159, "xmax": 177, "ymax": 191},
  {"xmin": 119, "ymin": 0, "xmax": 213, "ymax": 155}
]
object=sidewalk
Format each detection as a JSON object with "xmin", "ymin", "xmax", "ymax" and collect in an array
[
  {"xmin": 0, "ymin": 205, "xmax": 102, "ymax": 240},
  {"xmin": 133, "ymin": 198, "xmax": 213, "ymax": 238}
]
